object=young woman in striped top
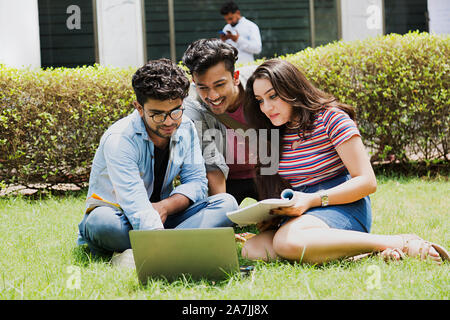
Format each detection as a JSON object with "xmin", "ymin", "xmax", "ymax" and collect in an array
[{"xmin": 242, "ymin": 59, "xmax": 449, "ymax": 264}]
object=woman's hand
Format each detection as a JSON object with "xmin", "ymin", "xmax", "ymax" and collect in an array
[
  {"xmin": 257, "ymin": 192, "xmax": 317, "ymax": 232},
  {"xmin": 270, "ymin": 191, "xmax": 318, "ymax": 217}
]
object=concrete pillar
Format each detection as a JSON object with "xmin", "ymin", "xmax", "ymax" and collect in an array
[
  {"xmin": 340, "ymin": 0, "xmax": 384, "ymax": 41},
  {"xmin": 0, "ymin": 0, "xmax": 41, "ymax": 68},
  {"xmin": 95, "ymin": 0, "xmax": 146, "ymax": 68},
  {"xmin": 428, "ymin": 0, "xmax": 450, "ymax": 34}
]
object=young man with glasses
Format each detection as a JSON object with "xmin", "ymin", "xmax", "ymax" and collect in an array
[{"xmin": 77, "ymin": 59, "xmax": 237, "ymax": 263}]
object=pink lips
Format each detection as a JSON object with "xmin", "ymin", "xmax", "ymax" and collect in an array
[{"xmin": 269, "ymin": 113, "xmax": 279, "ymax": 120}]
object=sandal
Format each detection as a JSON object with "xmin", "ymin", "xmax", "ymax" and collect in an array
[
  {"xmin": 380, "ymin": 234, "xmax": 449, "ymax": 264},
  {"xmin": 346, "ymin": 234, "xmax": 420, "ymax": 262},
  {"xmin": 401, "ymin": 237, "xmax": 450, "ymax": 264},
  {"xmin": 351, "ymin": 248, "xmax": 408, "ymax": 262},
  {"xmin": 235, "ymin": 232, "xmax": 256, "ymax": 243},
  {"xmin": 379, "ymin": 248, "xmax": 405, "ymax": 261},
  {"xmin": 346, "ymin": 234, "xmax": 450, "ymax": 264},
  {"xmin": 379, "ymin": 234, "xmax": 420, "ymax": 262}
]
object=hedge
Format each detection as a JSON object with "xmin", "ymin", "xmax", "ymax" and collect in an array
[
  {"xmin": 0, "ymin": 65, "xmax": 136, "ymax": 187},
  {"xmin": 281, "ymin": 31, "xmax": 449, "ymax": 163},
  {"xmin": 0, "ymin": 32, "xmax": 448, "ymax": 188}
]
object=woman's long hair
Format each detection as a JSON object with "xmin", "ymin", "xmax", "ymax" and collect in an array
[{"xmin": 244, "ymin": 59, "xmax": 356, "ymax": 199}]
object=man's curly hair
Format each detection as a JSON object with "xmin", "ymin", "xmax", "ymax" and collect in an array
[
  {"xmin": 132, "ymin": 58, "xmax": 190, "ymax": 106},
  {"xmin": 182, "ymin": 38, "xmax": 238, "ymax": 76}
]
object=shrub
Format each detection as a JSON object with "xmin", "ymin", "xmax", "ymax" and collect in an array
[
  {"xmin": 282, "ymin": 31, "xmax": 449, "ymax": 163},
  {"xmin": 0, "ymin": 65, "xmax": 135, "ymax": 187},
  {"xmin": 0, "ymin": 32, "xmax": 448, "ymax": 188}
]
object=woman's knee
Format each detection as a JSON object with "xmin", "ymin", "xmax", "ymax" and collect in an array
[
  {"xmin": 272, "ymin": 215, "xmax": 329, "ymax": 260},
  {"xmin": 272, "ymin": 231, "xmax": 308, "ymax": 261}
]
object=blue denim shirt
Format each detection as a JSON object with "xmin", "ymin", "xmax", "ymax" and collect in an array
[{"xmin": 77, "ymin": 109, "xmax": 207, "ymax": 245}]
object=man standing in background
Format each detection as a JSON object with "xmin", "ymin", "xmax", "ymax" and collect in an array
[{"xmin": 220, "ymin": 1, "xmax": 262, "ymax": 64}]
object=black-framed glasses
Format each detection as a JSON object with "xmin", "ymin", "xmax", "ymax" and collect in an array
[{"xmin": 146, "ymin": 107, "xmax": 184, "ymax": 123}]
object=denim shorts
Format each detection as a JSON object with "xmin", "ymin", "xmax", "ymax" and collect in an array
[{"xmin": 282, "ymin": 171, "xmax": 372, "ymax": 233}]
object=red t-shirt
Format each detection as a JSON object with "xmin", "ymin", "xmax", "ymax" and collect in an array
[{"xmin": 225, "ymin": 104, "xmax": 256, "ymax": 180}]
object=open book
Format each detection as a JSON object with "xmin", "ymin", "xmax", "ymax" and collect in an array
[{"xmin": 227, "ymin": 189, "xmax": 297, "ymax": 226}]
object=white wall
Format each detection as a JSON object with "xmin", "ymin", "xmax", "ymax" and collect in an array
[
  {"xmin": 0, "ymin": 0, "xmax": 41, "ymax": 68},
  {"xmin": 96, "ymin": 0, "xmax": 145, "ymax": 68},
  {"xmin": 340, "ymin": 0, "xmax": 383, "ymax": 41},
  {"xmin": 428, "ymin": 0, "xmax": 450, "ymax": 34}
]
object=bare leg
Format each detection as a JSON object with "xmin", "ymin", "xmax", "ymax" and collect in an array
[
  {"xmin": 242, "ymin": 215, "xmax": 442, "ymax": 264},
  {"xmin": 242, "ymin": 215, "xmax": 332, "ymax": 262},
  {"xmin": 241, "ymin": 230, "xmax": 278, "ymax": 262}
]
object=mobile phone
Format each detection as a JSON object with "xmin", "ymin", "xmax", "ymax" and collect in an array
[{"xmin": 218, "ymin": 30, "xmax": 226, "ymax": 35}]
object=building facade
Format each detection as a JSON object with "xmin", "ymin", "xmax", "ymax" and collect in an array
[{"xmin": 0, "ymin": 0, "xmax": 447, "ymax": 69}]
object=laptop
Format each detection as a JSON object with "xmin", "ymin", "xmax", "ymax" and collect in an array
[{"xmin": 129, "ymin": 227, "xmax": 240, "ymax": 283}]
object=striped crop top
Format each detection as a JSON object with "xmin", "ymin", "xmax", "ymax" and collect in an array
[{"xmin": 278, "ymin": 107, "xmax": 360, "ymax": 187}]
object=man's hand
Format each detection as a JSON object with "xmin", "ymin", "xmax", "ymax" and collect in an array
[
  {"xmin": 151, "ymin": 201, "xmax": 169, "ymax": 224},
  {"xmin": 151, "ymin": 194, "xmax": 192, "ymax": 224},
  {"xmin": 220, "ymin": 31, "xmax": 239, "ymax": 42},
  {"xmin": 227, "ymin": 30, "xmax": 239, "ymax": 42}
]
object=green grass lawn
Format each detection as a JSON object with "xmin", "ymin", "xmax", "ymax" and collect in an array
[{"xmin": 0, "ymin": 176, "xmax": 448, "ymax": 300}]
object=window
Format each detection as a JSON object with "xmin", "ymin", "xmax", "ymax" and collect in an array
[{"xmin": 38, "ymin": 0, "xmax": 96, "ymax": 68}]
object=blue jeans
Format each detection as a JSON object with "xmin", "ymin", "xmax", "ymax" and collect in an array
[
  {"xmin": 78, "ymin": 193, "xmax": 238, "ymax": 256},
  {"xmin": 282, "ymin": 171, "xmax": 372, "ymax": 233}
]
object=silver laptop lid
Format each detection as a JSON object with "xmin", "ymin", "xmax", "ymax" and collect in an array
[{"xmin": 129, "ymin": 227, "xmax": 239, "ymax": 283}]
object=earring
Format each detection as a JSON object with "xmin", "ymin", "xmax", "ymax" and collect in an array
[{"xmin": 234, "ymin": 70, "xmax": 240, "ymax": 81}]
